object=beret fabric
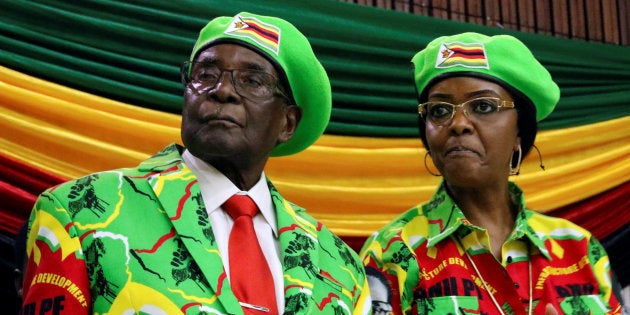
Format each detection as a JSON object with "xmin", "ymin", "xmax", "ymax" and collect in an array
[
  {"xmin": 412, "ymin": 32, "xmax": 559, "ymax": 121},
  {"xmin": 190, "ymin": 12, "xmax": 331, "ymax": 156}
]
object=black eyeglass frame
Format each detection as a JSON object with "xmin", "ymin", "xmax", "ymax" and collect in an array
[{"xmin": 180, "ymin": 61, "xmax": 291, "ymax": 103}]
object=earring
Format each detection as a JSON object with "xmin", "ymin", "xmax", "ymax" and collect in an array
[
  {"xmin": 510, "ymin": 145, "xmax": 522, "ymax": 176},
  {"xmin": 424, "ymin": 151, "xmax": 441, "ymax": 177}
]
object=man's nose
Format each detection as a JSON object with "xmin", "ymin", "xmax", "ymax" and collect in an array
[{"xmin": 208, "ymin": 71, "xmax": 240, "ymax": 101}]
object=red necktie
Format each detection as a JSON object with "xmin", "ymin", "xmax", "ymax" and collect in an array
[{"xmin": 223, "ymin": 194, "xmax": 278, "ymax": 314}]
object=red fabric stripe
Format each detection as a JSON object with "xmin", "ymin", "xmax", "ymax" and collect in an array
[
  {"xmin": 0, "ymin": 154, "xmax": 68, "ymax": 234},
  {"xmin": 546, "ymin": 180, "xmax": 630, "ymax": 240},
  {"xmin": 450, "ymin": 47, "xmax": 485, "ymax": 57},
  {"xmin": 245, "ymin": 21, "xmax": 279, "ymax": 44},
  {"xmin": 0, "ymin": 180, "xmax": 36, "ymax": 219},
  {"xmin": 0, "ymin": 154, "xmax": 66, "ymax": 194},
  {"xmin": 451, "ymin": 52, "xmax": 486, "ymax": 60},
  {"xmin": 0, "ymin": 210, "xmax": 27, "ymax": 236}
]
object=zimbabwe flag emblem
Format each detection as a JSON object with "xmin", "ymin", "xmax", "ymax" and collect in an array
[
  {"xmin": 225, "ymin": 14, "xmax": 281, "ymax": 55},
  {"xmin": 435, "ymin": 42, "xmax": 489, "ymax": 69}
]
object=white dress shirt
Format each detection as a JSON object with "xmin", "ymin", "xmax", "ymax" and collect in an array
[{"xmin": 182, "ymin": 150, "xmax": 284, "ymax": 313}]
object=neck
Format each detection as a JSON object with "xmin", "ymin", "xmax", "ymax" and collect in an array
[
  {"xmin": 447, "ymin": 182, "xmax": 516, "ymax": 258},
  {"xmin": 209, "ymin": 158, "xmax": 267, "ymax": 191}
]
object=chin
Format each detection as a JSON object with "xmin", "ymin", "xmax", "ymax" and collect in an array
[{"xmin": 187, "ymin": 140, "xmax": 231, "ymax": 157}]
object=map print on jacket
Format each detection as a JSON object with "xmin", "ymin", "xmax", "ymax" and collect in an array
[{"xmin": 22, "ymin": 144, "xmax": 370, "ymax": 314}]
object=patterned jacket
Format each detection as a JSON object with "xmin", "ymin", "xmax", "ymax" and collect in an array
[
  {"xmin": 360, "ymin": 182, "xmax": 621, "ymax": 315},
  {"xmin": 22, "ymin": 144, "xmax": 371, "ymax": 315}
]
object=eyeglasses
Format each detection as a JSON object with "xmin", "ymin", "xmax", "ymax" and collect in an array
[
  {"xmin": 181, "ymin": 61, "xmax": 289, "ymax": 102},
  {"xmin": 418, "ymin": 97, "xmax": 515, "ymax": 126}
]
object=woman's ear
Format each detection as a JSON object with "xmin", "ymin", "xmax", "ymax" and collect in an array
[{"xmin": 514, "ymin": 135, "xmax": 522, "ymax": 151}]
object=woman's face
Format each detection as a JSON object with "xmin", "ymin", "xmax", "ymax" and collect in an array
[{"xmin": 424, "ymin": 76, "xmax": 520, "ymax": 188}]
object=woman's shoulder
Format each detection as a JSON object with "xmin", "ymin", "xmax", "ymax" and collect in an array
[
  {"xmin": 360, "ymin": 205, "xmax": 427, "ymax": 252},
  {"xmin": 525, "ymin": 209, "xmax": 594, "ymax": 239},
  {"xmin": 378, "ymin": 204, "xmax": 426, "ymax": 232},
  {"xmin": 522, "ymin": 209, "xmax": 603, "ymax": 261}
]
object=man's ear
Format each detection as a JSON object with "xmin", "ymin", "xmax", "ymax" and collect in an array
[{"xmin": 277, "ymin": 105, "xmax": 302, "ymax": 144}]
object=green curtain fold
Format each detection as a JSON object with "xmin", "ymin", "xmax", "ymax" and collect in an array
[{"xmin": 2, "ymin": 0, "xmax": 629, "ymax": 136}]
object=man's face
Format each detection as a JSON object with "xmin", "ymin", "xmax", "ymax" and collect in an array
[{"xmin": 181, "ymin": 44, "xmax": 299, "ymax": 165}]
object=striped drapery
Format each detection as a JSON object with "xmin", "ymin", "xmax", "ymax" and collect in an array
[{"xmin": 1, "ymin": 0, "xmax": 629, "ymax": 284}]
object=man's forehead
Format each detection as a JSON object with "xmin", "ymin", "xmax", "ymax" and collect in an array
[{"xmin": 195, "ymin": 44, "xmax": 275, "ymax": 73}]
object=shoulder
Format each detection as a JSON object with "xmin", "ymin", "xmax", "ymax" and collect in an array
[
  {"xmin": 523, "ymin": 209, "xmax": 610, "ymax": 263},
  {"xmin": 359, "ymin": 205, "xmax": 424, "ymax": 269},
  {"xmin": 526, "ymin": 209, "xmax": 594, "ymax": 240},
  {"xmin": 40, "ymin": 167, "xmax": 155, "ymax": 203},
  {"xmin": 35, "ymin": 145, "xmax": 187, "ymax": 224},
  {"xmin": 363, "ymin": 205, "xmax": 424, "ymax": 247},
  {"xmin": 43, "ymin": 144, "xmax": 185, "ymax": 197}
]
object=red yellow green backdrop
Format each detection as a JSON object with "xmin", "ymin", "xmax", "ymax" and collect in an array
[{"xmin": 1, "ymin": 0, "xmax": 629, "ymax": 285}]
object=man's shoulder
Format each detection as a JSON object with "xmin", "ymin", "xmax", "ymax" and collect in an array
[{"xmin": 44, "ymin": 144, "xmax": 185, "ymax": 195}]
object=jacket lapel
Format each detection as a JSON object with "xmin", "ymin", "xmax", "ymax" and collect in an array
[
  {"xmin": 140, "ymin": 144, "xmax": 240, "ymax": 313},
  {"xmin": 271, "ymin": 183, "xmax": 321, "ymax": 314}
]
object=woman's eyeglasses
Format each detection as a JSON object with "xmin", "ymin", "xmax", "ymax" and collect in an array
[{"xmin": 418, "ymin": 97, "xmax": 515, "ymax": 126}]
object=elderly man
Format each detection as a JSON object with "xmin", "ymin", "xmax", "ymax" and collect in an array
[{"xmin": 22, "ymin": 12, "xmax": 370, "ymax": 315}]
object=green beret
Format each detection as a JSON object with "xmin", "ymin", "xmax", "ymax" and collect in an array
[
  {"xmin": 412, "ymin": 32, "xmax": 559, "ymax": 121},
  {"xmin": 189, "ymin": 12, "xmax": 331, "ymax": 156}
]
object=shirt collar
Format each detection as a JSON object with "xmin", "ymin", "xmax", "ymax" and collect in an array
[
  {"xmin": 181, "ymin": 150, "xmax": 278, "ymax": 237},
  {"xmin": 424, "ymin": 183, "xmax": 469, "ymax": 248},
  {"xmin": 424, "ymin": 181, "xmax": 551, "ymax": 259}
]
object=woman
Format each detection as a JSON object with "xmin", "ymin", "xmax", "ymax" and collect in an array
[{"xmin": 360, "ymin": 32, "xmax": 622, "ymax": 315}]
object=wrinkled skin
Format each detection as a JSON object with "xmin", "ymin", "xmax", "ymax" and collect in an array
[{"xmin": 181, "ymin": 44, "xmax": 300, "ymax": 190}]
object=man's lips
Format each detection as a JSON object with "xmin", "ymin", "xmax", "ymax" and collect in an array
[{"xmin": 201, "ymin": 115, "xmax": 242, "ymax": 127}]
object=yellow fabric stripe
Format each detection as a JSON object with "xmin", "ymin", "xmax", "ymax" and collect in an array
[{"xmin": 2, "ymin": 66, "xmax": 629, "ymax": 236}]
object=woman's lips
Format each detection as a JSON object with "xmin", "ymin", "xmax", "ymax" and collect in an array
[{"xmin": 445, "ymin": 146, "xmax": 479, "ymax": 156}]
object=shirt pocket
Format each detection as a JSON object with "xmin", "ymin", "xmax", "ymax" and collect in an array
[{"xmin": 415, "ymin": 296, "xmax": 479, "ymax": 315}]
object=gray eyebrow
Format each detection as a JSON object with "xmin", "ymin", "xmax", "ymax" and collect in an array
[
  {"xmin": 194, "ymin": 56, "xmax": 218, "ymax": 64},
  {"xmin": 193, "ymin": 57, "xmax": 268, "ymax": 73}
]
